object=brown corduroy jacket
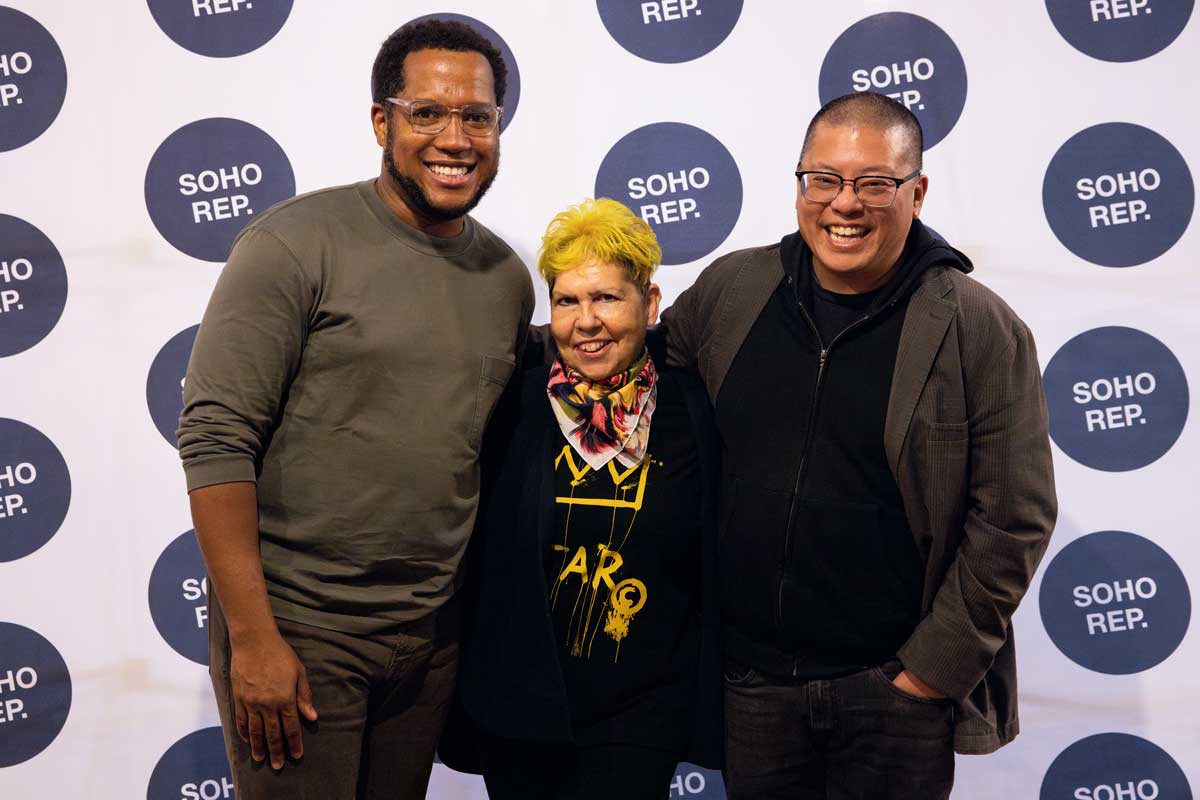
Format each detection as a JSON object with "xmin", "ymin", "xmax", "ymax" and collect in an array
[{"xmin": 661, "ymin": 241, "xmax": 1057, "ymax": 754}]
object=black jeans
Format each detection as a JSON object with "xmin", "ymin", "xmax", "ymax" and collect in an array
[
  {"xmin": 481, "ymin": 737, "xmax": 681, "ymax": 800},
  {"xmin": 723, "ymin": 660, "xmax": 954, "ymax": 800}
]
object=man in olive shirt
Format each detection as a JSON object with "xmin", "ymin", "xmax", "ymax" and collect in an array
[{"xmin": 177, "ymin": 20, "xmax": 532, "ymax": 799}]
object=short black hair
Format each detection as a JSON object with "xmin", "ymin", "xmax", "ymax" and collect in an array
[
  {"xmin": 371, "ymin": 19, "xmax": 507, "ymax": 107},
  {"xmin": 799, "ymin": 92, "xmax": 924, "ymax": 171}
]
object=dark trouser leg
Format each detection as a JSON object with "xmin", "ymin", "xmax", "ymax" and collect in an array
[
  {"xmin": 723, "ymin": 661, "xmax": 826, "ymax": 800},
  {"xmin": 208, "ymin": 591, "xmax": 378, "ymax": 800},
  {"xmin": 825, "ymin": 664, "xmax": 955, "ymax": 800},
  {"xmin": 566, "ymin": 744, "xmax": 681, "ymax": 800},
  {"xmin": 358, "ymin": 600, "xmax": 461, "ymax": 800},
  {"xmin": 483, "ymin": 738, "xmax": 680, "ymax": 800},
  {"xmin": 481, "ymin": 738, "xmax": 570, "ymax": 800}
]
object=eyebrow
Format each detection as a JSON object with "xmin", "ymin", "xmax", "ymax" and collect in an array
[
  {"xmin": 805, "ymin": 164, "xmax": 898, "ymax": 175},
  {"xmin": 551, "ymin": 286, "xmax": 627, "ymax": 300}
]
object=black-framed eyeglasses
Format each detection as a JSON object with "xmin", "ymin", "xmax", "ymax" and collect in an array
[
  {"xmin": 386, "ymin": 97, "xmax": 503, "ymax": 137},
  {"xmin": 795, "ymin": 169, "xmax": 922, "ymax": 208}
]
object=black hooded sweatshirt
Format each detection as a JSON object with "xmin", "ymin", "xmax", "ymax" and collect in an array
[{"xmin": 716, "ymin": 219, "xmax": 974, "ymax": 679}]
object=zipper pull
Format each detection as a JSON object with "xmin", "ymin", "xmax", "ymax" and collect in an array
[{"xmin": 819, "ymin": 349, "xmax": 827, "ymax": 369}]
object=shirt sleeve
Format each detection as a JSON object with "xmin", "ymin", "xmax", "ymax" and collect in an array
[{"xmin": 177, "ymin": 226, "xmax": 314, "ymax": 492}]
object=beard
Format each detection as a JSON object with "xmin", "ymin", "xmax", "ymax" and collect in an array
[{"xmin": 384, "ymin": 125, "xmax": 499, "ymax": 226}]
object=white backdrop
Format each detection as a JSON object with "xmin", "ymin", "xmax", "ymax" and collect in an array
[{"xmin": 1, "ymin": 2, "xmax": 1197, "ymax": 798}]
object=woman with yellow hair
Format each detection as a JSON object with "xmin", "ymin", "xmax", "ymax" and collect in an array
[{"xmin": 447, "ymin": 198, "xmax": 722, "ymax": 798}]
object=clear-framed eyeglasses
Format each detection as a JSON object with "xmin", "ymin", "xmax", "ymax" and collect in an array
[
  {"xmin": 795, "ymin": 169, "xmax": 922, "ymax": 208},
  {"xmin": 386, "ymin": 98, "xmax": 504, "ymax": 137}
]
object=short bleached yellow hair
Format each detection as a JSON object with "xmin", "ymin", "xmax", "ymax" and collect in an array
[{"xmin": 537, "ymin": 198, "xmax": 661, "ymax": 292}]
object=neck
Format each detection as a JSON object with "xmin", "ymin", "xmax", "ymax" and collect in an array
[
  {"xmin": 811, "ymin": 259, "xmax": 897, "ymax": 294},
  {"xmin": 374, "ymin": 174, "xmax": 465, "ymax": 238}
]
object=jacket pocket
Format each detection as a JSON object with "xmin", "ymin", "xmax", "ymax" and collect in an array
[
  {"xmin": 927, "ymin": 420, "xmax": 968, "ymax": 443},
  {"xmin": 468, "ymin": 355, "xmax": 516, "ymax": 452}
]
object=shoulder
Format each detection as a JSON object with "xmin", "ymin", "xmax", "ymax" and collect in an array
[
  {"xmin": 923, "ymin": 267, "xmax": 1039, "ymax": 371},
  {"xmin": 246, "ymin": 181, "xmax": 364, "ymax": 236},
  {"xmin": 694, "ymin": 242, "xmax": 781, "ymax": 290},
  {"xmin": 227, "ymin": 182, "xmax": 366, "ymax": 270},
  {"xmin": 924, "ymin": 267, "xmax": 1032, "ymax": 340},
  {"xmin": 466, "ymin": 217, "xmax": 535, "ymax": 287}
]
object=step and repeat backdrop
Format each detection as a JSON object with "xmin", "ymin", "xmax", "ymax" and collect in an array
[{"xmin": 1, "ymin": 1, "xmax": 1197, "ymax": 798}]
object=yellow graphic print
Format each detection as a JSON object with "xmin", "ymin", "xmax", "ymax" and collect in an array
[{"xmin": 551, "ymin": 446, "xmax": 656, "ymax": 662}]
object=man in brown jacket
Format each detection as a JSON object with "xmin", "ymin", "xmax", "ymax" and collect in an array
[{"xmin": 661, "ymin": 92, "xmax": 1056, "ymax": 799}]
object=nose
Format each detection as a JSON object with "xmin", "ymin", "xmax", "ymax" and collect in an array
[
  {"xmin": 829, "ymin": 180, "xmax": 864, "ymax": 214},
  {"xmin": 575, "ymin": 301, "xmax": 600, "ymax": 331},
  {"xmin": 432, "ymin": 112, "xmax": 470, "ymax": 152}
]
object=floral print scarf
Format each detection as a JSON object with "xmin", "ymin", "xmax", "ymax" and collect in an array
[{"xmin": 546, "ymin": 351, "xmax": 658, "ymax": 471}]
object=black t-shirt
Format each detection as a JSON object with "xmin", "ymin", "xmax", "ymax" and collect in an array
[
  {"xmin": 544, "ymin": 376, "xmax": 702, "ymax": 749},
  {"xmin": 809, "ymin": 281, "xmax": 878, "ymax": 346}
]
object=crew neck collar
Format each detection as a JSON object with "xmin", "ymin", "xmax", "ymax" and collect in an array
[{"xmin": 356, "ymin": 178, "xmax": 477, "ymax": 257}]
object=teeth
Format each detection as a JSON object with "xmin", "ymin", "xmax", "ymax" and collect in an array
[
  {"xmin": 429, "ymin": 164, "xmax": 469, "ymax": 176},
  {"xmin": 828, "ymin": 225, "xmax": 867, "ymax": 243},
  {"xmin": 579, "ymin": 341, "xmax": 608, "ymax": 353}
]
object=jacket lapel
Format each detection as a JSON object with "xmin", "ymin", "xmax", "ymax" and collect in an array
[{"xmin": 885, "ymin": 268, "xmax": 957, "ymax": 475}]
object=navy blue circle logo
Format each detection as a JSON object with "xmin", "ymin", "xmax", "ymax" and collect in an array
[
  {"xmin": 1046, "ymin": 0, "xmax": 1193, "ymax": 62},
  {"xmin": 148, "ymin": 726, "xmax": 234, "ymax": 800},
  {"xmin": 671, "ymin": 763, "xmax": 726, "ymax": 798},
  {"xmin": 1041, "ymin": 733, "xmax": 1192, "ymax": 800},
  {"xmin": 1043, "ymin": 123, "xmax": 1194, "ymax": 268},
  {"xmin": 0, "ymin": 623, "xmax": 71, "ymax": 767},
  {"xmin": 145, "ymin": 117, "xmax": 295, "ymax": 263},
  {"xmin": 0, "ymin": 215, "xmax": 68, "ymax": 358},
  {"xmin": 148, "ymin": 0, "xmax": 294, "ymax": 58},
  {"xmin": 819, "ymin": 13, "xmax": 968, "ymax": 150},
  {"xmin": 0, "ymin": 419, "xmax": 71, "ymax": 563},
  {"xmin": 0, "ymin": 7, "xmax": 67, "ymax": 152},
  {"xmin": 596, "ymin": 0, "xmax": 743, "ymax": 64},
  {"xmin": 1043, "ymin": 326, "xmax": 1188, "ymax": 472},
  {"xmin": 595, "ymin": 122, "xmax": 742, "ymax": 266},
  {"xmin": 408, "ymin": 14, "xmax": 520, "ymax": 132},
  {"xmin": 1040, "ymin": 531, "xmax": 1190, "ymax": 674},
  {"xmin": 149, "ymin": 530, "xmax": 210, "ymax": 665},
  {"xmin": 147, "ymin": 325, "xmax": 199, "ymax": 448}
]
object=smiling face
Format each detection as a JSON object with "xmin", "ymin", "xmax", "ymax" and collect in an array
[
  {"xmin": 796, "ymin": 122, "xmax": 927, "ymax": 293},
  {"xmin": 550, "ymin": 260, "xmax": 661, "ymax": 382},
  {"xmin": 371, "ymin": 48, "xmax": 499, "ymax": 237}
]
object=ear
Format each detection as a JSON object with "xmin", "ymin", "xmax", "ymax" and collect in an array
[
  {"xmin": 371, "ymin": 103, "xmax": 388, "ymax": 148},
  {"xmin": 912, "ymin": 174, "xmax": 929, "ymax": 218},
  {"xmin": 644, "ymin": 283, "xmax": 662, "ymax": 327}
]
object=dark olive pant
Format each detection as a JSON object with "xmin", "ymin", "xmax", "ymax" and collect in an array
[
  {"xmin": 208, "ymin": 591, "xmax": 459, "ymax": 800},
  {"xmin": 481, "ymin": 737, "xmax": 682, "ymax": 800},
  {"xmin": 723, "ymin": 660, "xmax": 955, "ymax": 800}
]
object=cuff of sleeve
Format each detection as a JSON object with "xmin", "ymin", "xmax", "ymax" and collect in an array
[
  {"xmin": 183, "ymin": 456, "xmax": 257, "ymax": 492},
  {"xmin": 897, "ymin": 612, "xmax": 985, "ymax": 701}
]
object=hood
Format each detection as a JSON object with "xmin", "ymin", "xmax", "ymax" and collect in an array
[{"xmin": 780, "ymin": 218, "xmax": 973, "ymax": 314}]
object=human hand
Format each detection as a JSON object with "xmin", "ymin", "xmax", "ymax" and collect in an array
[
  {"xmin": 229, "ymin": 631, "xmax": 318, "ymax": 769},
  {"xmin": 892, "ymin": 669, "xmax": 947, "ymax": 700}
]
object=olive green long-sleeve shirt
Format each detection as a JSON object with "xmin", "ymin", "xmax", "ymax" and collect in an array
[{"xmin": 179, "ymin": 179, "xmax": 533, "ymax": 633}]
